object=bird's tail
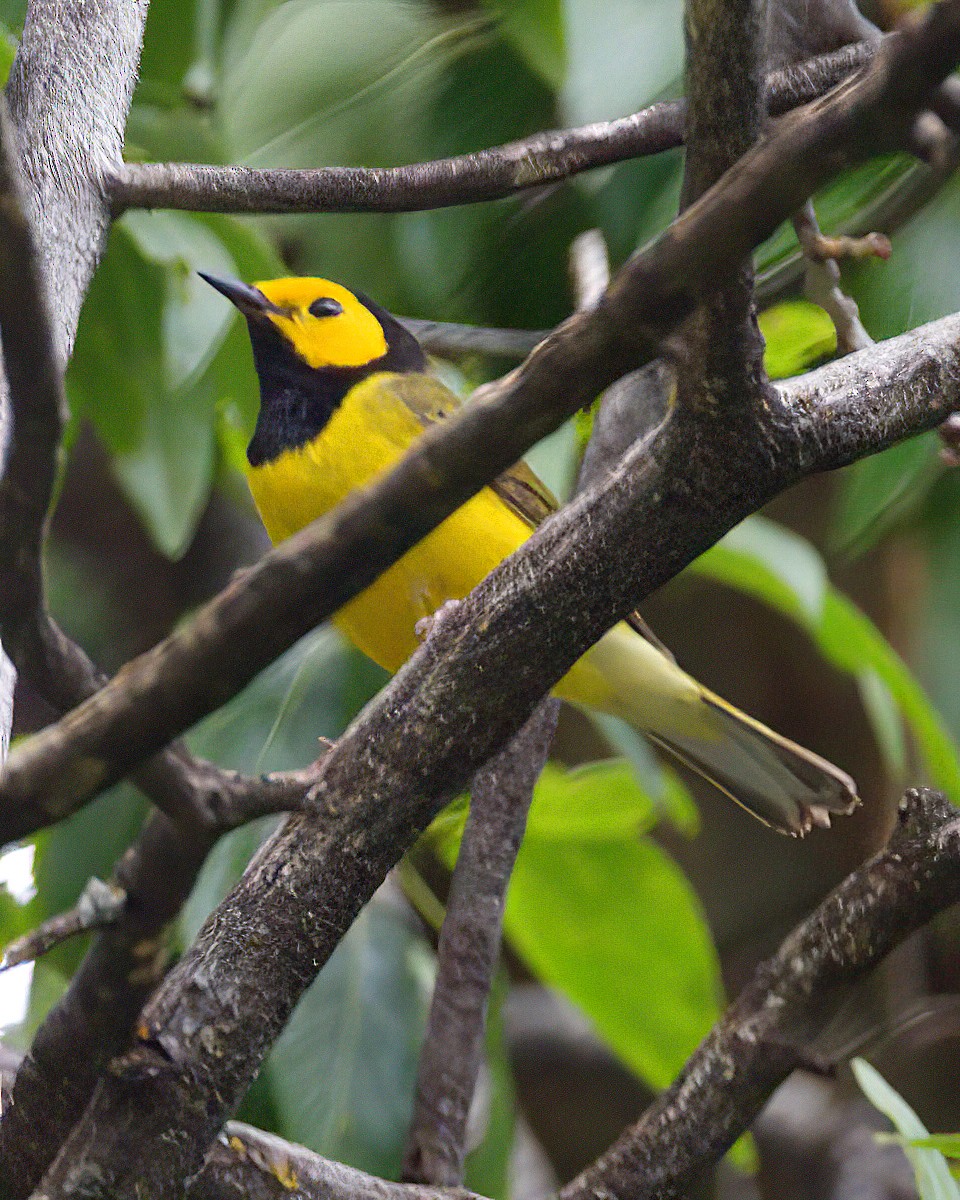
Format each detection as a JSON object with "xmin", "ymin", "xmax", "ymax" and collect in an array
[{"xmin": 560, "ymin": 623, "xmax": 859, "ymax": 836}]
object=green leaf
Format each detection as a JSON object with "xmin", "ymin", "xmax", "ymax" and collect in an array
[
  {"xmin": 579, "ymin": 715, "xmax": 700, "ymax": 835},
  {"xmin": 505, "ymin": 834, "xmax": 721, "ymax": 1091},
  {"xmin": 429, "ymin": 759, "xmax": 662, "ymax": 853},
  {"xmin": 562, "ymin": 0, "xmax": 683, "ymax": 125},
  {"xmin": 830, "ymin": 435, "xmax": 941, "ymax": 557},
  {"xmin": 0, "ymin": 21, "xmax": 17, "ymax": 85},
  {"xmin": 426, "ymin": 760, "xmax": 721, "ymax": 1091},
  {"xmin": 71, "ymin": 209, "xmax": 284, "ymax": 557},
  {"xmin": 703, "ymin": 515, "xmax": 827, "ymax": 624},
  {"xmin": 921, "ymin": 482, "xmax": 960, "ymax": 751},
  {"xmin": 180, "ymin": 629, "xmax": 388, "ymax": 947},
  {"xmin": 122, "ymin": 211, "xmax": 236, "ymax": 388},
  {"xmin": 693, "ymin": 517, "xmax": 960, "ymax": 798},
  {"xmin": 759, "ymin": 300, "xmax": 837, "ymax": 380},
  {"xmin": 68, "ymin": 211, "xmax": 248, "ymax": 557},
  {"xmin": 852, "ymin": 1058, "xmax": 960, "ymax": 1200},
  {"xmin": 68, "ymin": 222, "xmax": 166, "ymax": 455},
  {"xmin": 523, "ymin": 760, "xmax": 658, "ymax": 841},
  {"xmin": 482, "ymin": 0, "xmax": 566, "ymax": 89},
  {"xmin": 882, "ymin": 1136, "xmax": 960, "ymax": 1160},
  {"xmin": 14, "ymin": 784, "xmax": 149, "ymax": 978},
  {"xmin": 220, "ymin": 0, "xmax": 472, "ymax": 166},
  {"xmin": 249, "ymin": 896, "xmax": 435, "ymax": 1179}
]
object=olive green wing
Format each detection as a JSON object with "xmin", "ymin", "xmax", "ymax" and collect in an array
[
  {"xmin": 389, "ymin": 371, "xmax": 674, "ymax": 659},
  {"xmin": 389, "ymin": 371, "xmax": 559, "ymax": 529}
]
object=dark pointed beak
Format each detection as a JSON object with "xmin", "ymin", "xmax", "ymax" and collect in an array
[{"xmin": 198, "ymin": 272, "xmax": 281, "ymax": 316}]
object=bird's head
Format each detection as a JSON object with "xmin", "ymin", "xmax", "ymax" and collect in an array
[
  {"xmin": 199, "ymin": 273, "xmax": 425, "ymax": 370},
  {"xmin": 200, "ymin": 273, "xmax": 428, "ymax": 464}
]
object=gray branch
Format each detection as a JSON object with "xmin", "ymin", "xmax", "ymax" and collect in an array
[{"xmin": 107, "ymin": 43, "xmax": 878, "ymax": 216}]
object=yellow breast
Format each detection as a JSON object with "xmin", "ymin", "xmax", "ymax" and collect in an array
[{"xmin": 245, "ymin": 373, "xmax": 534, "ymax": 673}]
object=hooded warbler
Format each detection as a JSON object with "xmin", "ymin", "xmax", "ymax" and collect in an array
[{"xmin": 202, "ymin": 272, "xmax": 858, "ymax": 835}]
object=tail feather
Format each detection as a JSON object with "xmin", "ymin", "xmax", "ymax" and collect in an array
[
  {"xmin": 563, "ymin": 622, "xmax": 860, "ymax": 835},
  {"xmin": 650, "ymin": 692, "xmax": 860, "ymax": 836}
]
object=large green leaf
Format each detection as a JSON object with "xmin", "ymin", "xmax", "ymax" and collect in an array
[
  {"xmin": 69, "ymin": 209, "xmax": 284, "ymax": 557},
  {"xmin": 180, "ymin": 628, "xmax": 388, "ymax": 944},
  {"xmin": 920, "ymin": 476, "xmax": 960, "ymax": 753},
  {"xmin": 506, "ymin": 834, "xmax": 721, "ymax": 1091},
  {"xmin": 693, "ymin": 517, "xmax": 960, "ymax": 798},
  {"xmin": 481, "ymin": 0, "xmax": 565, "ymax": 89},
  {"xmin": 759, "ymin": 300, "xmax": 837, "ymax": 380},
  {"xmin": 562, "ymin": 0, "xmax": 683, "ymax": 124},
  {"xmin": 249, "ymin": 896, "xmax": 435, "ymax": 1179},
  {"xmin": 429, "ymin": 760, "xmax": 722, "ymax": 1093},
  {"xmin": 220, "ymin": 0, "xmax": 472, "ymax": 166},
  {"xmin": 830, "ymin": 434, "xmax": 941, "ymax": 557}
]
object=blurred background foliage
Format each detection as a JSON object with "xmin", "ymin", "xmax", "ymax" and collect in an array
[{"xmin": 1, "ymin": 0, "xmax": 959, "ymax": 1193}]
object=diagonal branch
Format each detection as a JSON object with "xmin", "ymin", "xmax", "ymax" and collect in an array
[
  {"xmin": 197, "ymin": 1121, "xmax": 488, "ymax": 1200},
  {"xmin": 3, "ymin": 15, "xmax": 960, "ymax": 833},
  {"xmin": 108, "ymin": 42, "xmax": 877, "ymax": 216},
  {"xmin": 559, "ymin": 790, "xmax": 960, "ymax": 1200}
]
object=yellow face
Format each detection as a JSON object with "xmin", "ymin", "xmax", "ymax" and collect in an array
[{"xmin": 253, "ymin": 277, "xmax": 388, "ymax": 369}]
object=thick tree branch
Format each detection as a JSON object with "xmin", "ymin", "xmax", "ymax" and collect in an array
[
  {"xmin": 4, "ymin": 16, "xmax": 959, "ymax": 834},
  {"xmin": 403, "ymin": 699, "xmax": 560, "ymax": 1186},
  {"xmin": 108, "ymin": 43, "xmax": 878, "ymax": 216},
  {"xmin": 193, "ymin": 1122, "xmax": 484, "ymax": 1200},
  {"xmin": 12, "ymin": 614, "xmax": 316, "ymax": 839},
  {"xmin": 559, "ymin": 790, "xmax": 960, "ymax": 1200},
  {"xmin": 674, "ymin": 0, "xmax": 771, "ymax": 421}
]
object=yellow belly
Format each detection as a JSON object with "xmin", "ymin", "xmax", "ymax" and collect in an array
[{"xmin": 246, "ymin": 374, "xmax": 537, "ymax": 673}]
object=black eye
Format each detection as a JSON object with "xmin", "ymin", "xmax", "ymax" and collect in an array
[{"xmin": 309, "ymin": 297, "xmax": 344, "ymax": 318}]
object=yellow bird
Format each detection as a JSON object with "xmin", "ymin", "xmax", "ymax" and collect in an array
[{"xmin": 201, "ymin": 272, "xmax": 859, "ymax": 835}]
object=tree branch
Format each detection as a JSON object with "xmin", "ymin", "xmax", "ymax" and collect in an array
[
  {"xmin": 1, "ymin": 877, "xmax": 127, "ymax": 970},
  {"xmin": 675, "ymin": 0, "xmax": 770, "ymax": 413},
  {"xmin": 401, "ymin": 318, "xmax": 546, "ymax": 361},
  {"xmin": 4, "ymin": 16, "xmax": 959, "ymax": 833},
  {"xmin": 559, "ymin": 790, "xmax": 960, "ymax": 1200},
  {"xmin": 191, "ymin": 1122, "xmax": 484, "ymax": 1200},
  {"xmin": 107, "ymin": 43, "xmax": 878, "ymax": 216},
  {"xmin": 402, "ymin": 699, "xmax": 560, "ymax": 1186}
]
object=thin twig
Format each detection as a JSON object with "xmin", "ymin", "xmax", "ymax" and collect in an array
[
  {"xmin": 1, "ymin": 878, "xmax": 127, "ymax": 970},
  {"xmin": 107, "ymin": 43, "xmax": 879, "ymax": 216},
  {"xmin": 400, "ymin": 318, "xmax": 546, "ymax": 361},
  {"xmin": 793, "ymin": 200, "xmax": 884, "ymax": 354},
  {"xmin": 569, "ymin": 230, "xmax": 611, "ymax": 311},
  {"xmin": 4, "ymin": 21, "xmax": 958, "ymax": 833},
  {"xmin": 402, "ymin": 700, "xmax": 560, "ymax": 1186},
  {"xmin": 940, "ymin": 411, "xmax": 960, "ymax": 465},
  {"xmin": 559, "ymin": 790, "xmax": 960, "ymax": 1200}
]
